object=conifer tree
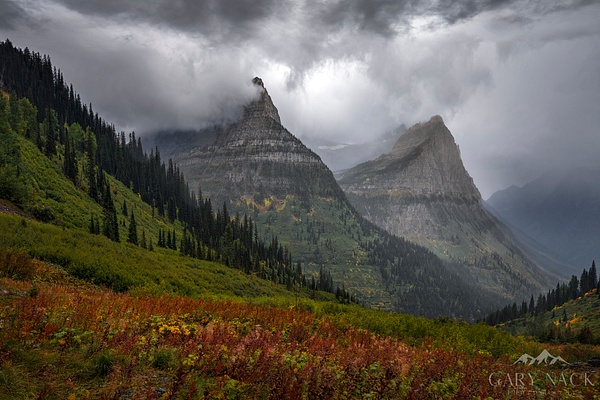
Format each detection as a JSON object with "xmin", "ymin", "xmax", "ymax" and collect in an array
[
  {"xmin": 43, "ymin": 109, "xmax": 58, "ymax": 157},
  {"xmin": 568, "ymin": 275, "xmax": 579, "ymax": 299},
  {"xmin": 65, "ymin": 139, "xmax": 77, "ymax": 184},
  {"xmin": 589, "ymin": 260, "xmax": 598, "ymax": 290},
  {"xmin": 89, "ymin": 214, "xmax": 96, "ymax": 234},
  {"xmin": 127, "ymin": 211, "xmax": 138, "ymax": 245},
  {"xmin": 101, "ymin": 182, "xmax": 119, "ymax": 242},
  {"xmin": 528, "ymin": 295, "xmax": 535, "ymax": 314},
  {"xmin": 580, "ymin": 269, "xmax": 590, "ymax": 294}
]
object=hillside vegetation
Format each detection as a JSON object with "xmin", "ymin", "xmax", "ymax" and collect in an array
[
  {"xmin": 2, "ymin": 258, "xmax": 600, "ymax": 399},
  {"xmin": 0, "ymin": 260, "xmax": 599, "ymax": 399},
  {"xmin": 499, "ymin": 289, "xmax": 600, "ymax": 345},
  {"xmin": 485, "ymin": 261, "xmax": 600, "ymax": 344}
]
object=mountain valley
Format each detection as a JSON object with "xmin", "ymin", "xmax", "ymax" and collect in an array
[{"xmin": 487, "ymin": 166, "xmax": 600, "ymax": 276}]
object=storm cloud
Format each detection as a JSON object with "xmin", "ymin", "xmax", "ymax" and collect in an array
[{"xmin": 1, "ymin": 0, "xmax": 599, "ymax": 197}]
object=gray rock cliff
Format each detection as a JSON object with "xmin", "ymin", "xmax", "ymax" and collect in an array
[
  {"xmin": 338, "ymin": 116, "xmax": 557, "ymax": 300},
  {"xmin": 175, "ymin": 77, "xmax": 340, "ymax": 206}
]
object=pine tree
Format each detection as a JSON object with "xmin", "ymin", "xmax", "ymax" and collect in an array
[
  {"xmin": 568, "ymin": 275, "xmax": 579, "ymax": 300},
  {"xmin": 87, "ymin": 165, "xmax": 99, "ymax": 203},
  {"xmin": 101, "ymin": 182, "xmax": 119, "ymax": 242},
  {"xmin": 127, "ymin": 211, "xmax": 138, "ymax": 245},
  {"xmin": 43, "ymin": 109, "xmax": 58, "ymax": 157},
  {"xmin": 63, "ymin": 138, "xmax": 77, "ymax": 184},
  {"xmin": 528, "ymin": 295, "xmax": 535, "ymax": 314},
  {"xmin": 89, "ymin": 214, "xmax": 97, "ymax": 234},
  {"xmin": 589, "ymin": 260, "xmax": 598, "ymax": 290},
  {"xmin": 580, "ymin": 269, "xmax": 590, "ymax": 294}
]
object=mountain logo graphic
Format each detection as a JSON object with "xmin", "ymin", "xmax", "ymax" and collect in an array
[{"xmin": 514, "ymin": 349, "xmax": 570, "ymax": 366}]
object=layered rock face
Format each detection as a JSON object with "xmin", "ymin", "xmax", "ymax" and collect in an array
[
  {"xmin": 339, "ymin": 115, "xmax": 478, "ymax": 199},
  {"xmin": 175, "ymin": 77, "xmax": 341, "ymax": 206},
  {"xmin": 339, "ymin": 116, "xmax": 556, "ymax": 300}
]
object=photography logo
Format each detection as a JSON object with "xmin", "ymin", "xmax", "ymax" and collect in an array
[
  {"xmin": 513, "ymin": 349, "xmax": 570, "ymax": 366},
  {"xmin": 489, "ymin": 349, "xmax": 596, "ymax": 391}
]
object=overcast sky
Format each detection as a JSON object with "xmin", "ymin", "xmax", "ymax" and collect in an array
[{"xmin": 1, "ymin": 0, "xmax": 599, "ymax": 197}]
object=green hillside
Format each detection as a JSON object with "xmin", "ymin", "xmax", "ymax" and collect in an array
[
  {"xmin": 0, "ymin": 133, "xmax": 319, "ymax": 301},
  {"xmin": 238, "ymin": 195, "xmax": 386, "ymax": 305},
  {"xmin": 499, "ymin": 289, "xmax": 600, "ymax": 344}
]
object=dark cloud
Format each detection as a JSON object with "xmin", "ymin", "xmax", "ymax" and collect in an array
[
  {"xmin": 314, "ymin": 0, "xmax": 519, "ymax": 37},
  {"xmin": 317, "ymin": 0, "xmax": 411, "ymax": 37},
  {"xmin": 48, "ymin": 0, "xmax": 523, "ymax": 40},
  {"xmin": 431, "ymin": 0, "xmax": 515, "ymax": 24},
  {"xmin": 50, "ymin": 0, "xmax": 280, "ymax": 41},
  {"xmin": 0, "ymin": 0, "xmax": 28, "ymax": 29},
  {"xmin": 530, "ymin": 0, "xmax": 600, "ymax": 15}
]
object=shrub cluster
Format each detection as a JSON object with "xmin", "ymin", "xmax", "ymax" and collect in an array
[{"xmin": 0, "ymin": 248, "xmax": 35, "ymax": 280}]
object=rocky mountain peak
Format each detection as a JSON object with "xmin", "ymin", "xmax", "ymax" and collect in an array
[
  {"xmin": 252, "ymin": 76, "xmax": 265, "ymax": 88},
  {"xmin": 340, "ymin": 115, "xmax": 480, "ymax": 199},
  {"xmin": 173, "ymin": 78, "xmax": 337, "ymax": 205},
  {"xmin": 388, "ymin": 115, "xmax": 479, "ymax": 198},
  {"xmin": 248, "ymin": 76, "xmax": 281, "ymax": 123},
  {"xmin": 338, "ymin": 116, "xmax": 556, "ymax": 301},
  {"xmin": 213, "ymin": 77, "xmax": 282, "ymax": 147}
]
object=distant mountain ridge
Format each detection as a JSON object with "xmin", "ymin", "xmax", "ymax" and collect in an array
[
  {"xmin": 338, "ymin": 116, "xmax": 556, "ymax": 302},
  {"xmin": 338, "ymin": 115, "xmax": 480, "ymax": 199},
  {"xmin": 303, "ymin": 125, "xmax": 406, "ymax": 174},
  {"xmin": 487, "ymin": 166, "xmax": 600, "ymax": 276}
]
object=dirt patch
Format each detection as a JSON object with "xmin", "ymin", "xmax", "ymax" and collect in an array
[{"xmin": 0, "ymin": 200, "xmax": 35, "ymax": 220}]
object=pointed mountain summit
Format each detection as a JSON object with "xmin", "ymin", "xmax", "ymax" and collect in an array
[
  {"xmin": 340, "ymin": 115, "xmax": 479, "ymax": 199},
  {"xmin": 169, "ymin": 80, "xmax": 498, "ymax": 319},
  {"xmin": 338, "ymin": 116, "xmax": 556, "ymax": 302},
  {"xmin": 176, "ymin": 77, "xmax": 341, "ymax": 207}
]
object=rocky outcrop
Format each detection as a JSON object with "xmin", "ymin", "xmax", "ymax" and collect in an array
[{"xmin": 339, "ymin": 116, "xmax": 557, "ymax": 300}]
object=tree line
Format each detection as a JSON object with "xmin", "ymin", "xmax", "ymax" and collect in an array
[{"xmin": 484, "ymin": 261, "xmax": 599, "ymax": 326}]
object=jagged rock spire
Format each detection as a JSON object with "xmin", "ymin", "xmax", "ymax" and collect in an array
[{"xmin": 174, "ymin": 77, "xmax": 337, "ymax": 205}]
